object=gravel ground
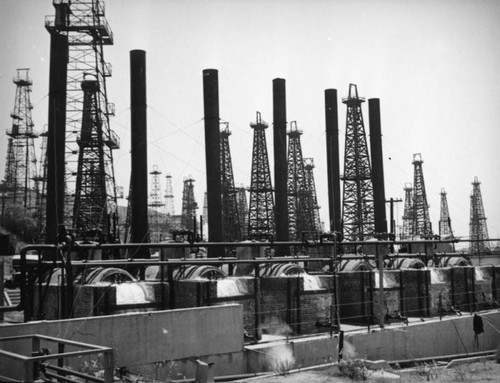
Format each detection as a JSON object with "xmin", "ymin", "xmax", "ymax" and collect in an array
[{"xmin": 236, "ymin": 358, "xmax": 500, "ymax": 382}]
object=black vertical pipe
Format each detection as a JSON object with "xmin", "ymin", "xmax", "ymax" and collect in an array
[
  {"xmin": 130, "ymin": 50, "xmax": 149, "ymax": 256},
  {"xmin": 368, "ymin": 98, "xmax": 387, "ymax": 234},
  {"xmin": 203, "ymin": 69, "xmax": 223, "ymax": 257},
  {"xmin": 273, "ymin": 78, "xmax": 288, "ymax": 255},
  {"xmin": 45, "ymin": 32, "xmax": 68, "ymax": 245},
  {"xmin": 389, "ymin": 198, "xmax": 395, "ymax": 235},
  {"xmin": 325, "ymin": 89, "xmax": 341, "ymax": 233}
]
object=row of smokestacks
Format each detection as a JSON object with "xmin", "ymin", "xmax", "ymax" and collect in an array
[
  {"xmin": 198, "ymin": 72, "xmax": 388, "ymax": 250},
  {"xmin": 46, "ymin": 47, "xmax": 387, "ymax": 252}
]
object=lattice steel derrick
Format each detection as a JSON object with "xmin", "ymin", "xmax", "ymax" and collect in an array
[
  {"xmin": 304, "ymin": 158, "xmax": 321, "ymax": 232},
  {"xmin": 469, "ymin": 177, "xmax": 489, "ymax": 254},
  {"xmin": 33, "ymin": 131, "xmax": 48, "ymax": 235},
  {"xmin": 45, "ymin": 0, "xmax": 118, "ymax": 238},
  {"xmin": 248, "ymin": 112, "xmax": 275, "ymax": 238},
  {"xmin": 286, "ymin": 121, "xmax": 313, "ymax": 240},
  {"xmin": 411, "ymin": 153, "xmax": 432, "ymax": 237},
  {"xmin": 181, "ymin": 177, "xmax": 198, "ymax": 231},
  {"xmin": 164, "ymin": 173, "xmax": 175, "ymax": 216},
  {"xmin": 341, "ymin": 84, "xmax": 375, "ymax": 241},
  {"xmin": 149, "ymin": 165, "xmax": 165, "ymax": 243},
  {"xmin": 72, "ymin": 79, "xmax": 108, "ymax": 237},
  {"xmin": 236, "ymin": 184, "xmax": 248, "ymax": 240},
  {"xmin": 3, "ymin": 68, "xmax": 39, "ymax": 210},
  {"xmin": 439, "ymin": 188, "xmax": 454, "ymax": 239},
  {"xmin": 401, "ymin": 182, "xmax": 414, "ymax": 240},
  {"xmin": 220, "ymin": 123, "xmax": 242, "ymax": 242}
]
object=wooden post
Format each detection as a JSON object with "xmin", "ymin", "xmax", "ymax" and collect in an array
[{"xmin": 103, "ymin": 349, "xmax": 115, "ymax": 383}]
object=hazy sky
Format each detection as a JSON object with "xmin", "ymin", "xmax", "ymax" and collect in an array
[{"xmin": 1, "ymin": 0, "xmax": 499, "ymax": 242}]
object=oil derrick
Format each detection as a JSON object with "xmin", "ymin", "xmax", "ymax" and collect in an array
[
  {"xmin": 286, "ymin": 121, "xmax": 313, "ymax": 240},
  {"xmin": 220, "ymin": 123, "xmax": 242, "ymax": 242},
  {"xmin": 72, "ymin": 78, "xmax": 108, "ymax": 238},
  {"xmin": 164, "ymin": 173, "xmax": 175, "ymax": 216},
  {"xmin": 149, "ymin": 166, "xmax": 165, "ymax": 242},
  {"xmin": 163, "ymin": 174, "xmax": 174, "ymax": 238},
  {"xmin": 33, "ymin": 131, "xmax": 48, "ymax": 235},
  {"xmin": 341, "ymin": 84, "xmax": 375, "ymax": 241},
  {"xmin": 411, "ymin": 154, "xmax": 432, "ymax": 237},
  {"xmin": 46, "ymin": 0, "xmax": 119, "ymax": 241},
  {"xmin": 248, "ymin": 112, "xmax": 275, "ymax": 238},
  {"xmin": 401, "ymin": 183, "xmax": 414, "ymax": 240},
  {"xmin": 181, "ymin": 177, "xmax": 198, "ymax": 231},
  {"xmin": 304, "ymin": 158, "xmax": 321, "ymax": 231},
  {"xmin": 235, "ymin": 184, "xmax": 248, "ymax": 239},
  {"xmin": 469, "ymin": 177, "xmax": 489, "ymax": 254},
  {"xmin": 3, "ymin": 68, "xmax": 38, "ymax": 210},
  {"xmin": 439, "ymin": 188, "xmax": 454, "ymax": 239}
]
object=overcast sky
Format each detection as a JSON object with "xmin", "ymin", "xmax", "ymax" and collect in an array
[{"xmin": 1, "ymin": 0, "xmax": 499, "ymax": 242}]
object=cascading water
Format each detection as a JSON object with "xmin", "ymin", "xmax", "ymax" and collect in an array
[
  {"xmin": 113, "ymin": 282, "xmax": 153, "ymax": 305},
  {"xmin": 475, "ymin": 268, "xmax": 488, "ymax": 281},
  {"xmin": 302, "ymin": 273, "xmax": 322, "ymax": 291},
  {"xmin": 430, "ymin": 269, "xmax": 445, "ymax": 284},
  {"xmin": 217, "ymin": 279, "xmax": 242, "ymax": 297},
  {"xmin": 374, "ymin": 271, "xmax": 398, "ymax": 288}
]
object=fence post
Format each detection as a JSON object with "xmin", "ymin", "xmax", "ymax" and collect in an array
[{"xmin": 103, "ymin": 349, "xmax": 115, "ymax": 383}]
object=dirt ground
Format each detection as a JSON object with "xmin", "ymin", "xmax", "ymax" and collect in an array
[{"xmin": 237, "ymin": 358, "xmax": 500, "ymax": 382}]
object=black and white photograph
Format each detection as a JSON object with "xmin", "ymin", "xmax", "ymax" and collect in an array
[{"xmin": 0, "ymin": 1, "xmax": 499, "ymax": 381}]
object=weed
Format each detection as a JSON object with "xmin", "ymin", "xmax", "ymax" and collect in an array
[
  {"xmin": 453, "ymin": 365, "xmax": 473, "ymax": 382},
  {"xmin": 338, "ymin": 358, "xmax": 369, "ymax": 380}
]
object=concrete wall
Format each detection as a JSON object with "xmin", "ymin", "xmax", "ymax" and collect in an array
[
  {"xmin": 338, "ymin": 271, "xmax": 373, "ymax": 325},
  {"xmin": 451, "ymin": 266, "xmax": 475, "ymax": 312},
  {"xmin": 429, "ymin": 268, "xmax": 451, "ymax": 317},
  {"xmin": 246, "ymin": 311, "xmax": 500, "ymax": 372},
  {"xmin": 0, "ymin": 304, "xmax": 245, "ymax": 379},
  {"xmin": 260, "ymin": 277, "xmax": 300, "ymax": 335},
  {"xmin": 401, "ymin": 269, "xmax": 429, "ymax": 317},
  {"xmin": 349, "ymin": 311, "xmax": 500, "ymax": 361},
  {"xmin": 474, "ymin": 266, "xmax": 495, "ymax": 310}
]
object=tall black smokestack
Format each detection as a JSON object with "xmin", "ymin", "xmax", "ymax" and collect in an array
[
  {"xmin": 325, "ymin": 89, "xmax": 341, "ymax": 234},
  {"xmin": 203, "ymin": 69, "xmax": 223, "ymax": 257},
  {"xmin": 273, "ymin": 78, "xmax": 289, "ymax": 255},
  {"xmin": 45, "ymin": 28, "xmax": 68, "ymax": 244},
  {"xmin": 130, "ymin": 50, "xmax": 149, "ymax": 255},
  {"xmin": 368, "ymin": 98, "xmax": 387, "ymax": 234}
]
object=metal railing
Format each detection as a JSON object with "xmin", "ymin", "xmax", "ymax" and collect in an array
[{"xmin": 0, "ymin": 334, "xmax": 113, "ymax": 383}]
